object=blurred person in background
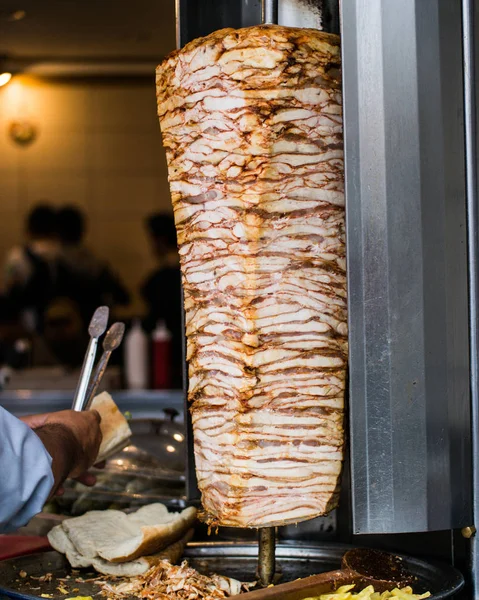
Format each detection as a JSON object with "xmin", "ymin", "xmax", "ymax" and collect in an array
[
  {"xmin": 0, "ymin": 294, "xmax": 83, "ymax": 372},
  {"xmin": 0, "ymin": 205, "xmax": 131, "ymax": 370},
  {"xmin": 41, "ymin": 297, "xmax": 88, "ymax": 367},
  {"xmin": 57, "ymin": 206, "xmax": 130, "ymax": 321},
  {"xmin": 3, "ymin": 204, "xmax": 64, "ymax": 332},
  {"xmin": 141, "ymin": 213, "xmax": 182, "ymax": 388}
]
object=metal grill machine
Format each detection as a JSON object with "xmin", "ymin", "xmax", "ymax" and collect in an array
[{"xmin": 176, "ymin": 0, "xmax": 479, "ymax": 597}]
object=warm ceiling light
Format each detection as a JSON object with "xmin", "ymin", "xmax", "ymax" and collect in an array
[
  {"xmin": 8, "ymin": 10, "xmax": 26, "ymax": 21},
  {"xmin": 0, "ymin": 72, "xmax": 12, "ymax": 87}
]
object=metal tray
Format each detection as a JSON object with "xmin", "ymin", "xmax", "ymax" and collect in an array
[
  {"xmin": 184, "ymin": 543, "xmax": 464, "ymax": 598},
  {"xmin": 0, "ymin": 543, "xmax": 464, "ymax": 600}
]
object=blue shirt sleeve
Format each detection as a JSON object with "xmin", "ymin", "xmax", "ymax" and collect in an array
[{"xmin": 0, "ymin": 406, "xmax": 54, "ymax": 533}]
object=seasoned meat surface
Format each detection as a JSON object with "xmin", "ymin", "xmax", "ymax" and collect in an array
[{"xmin": 156, "ymin": 25, "xmax": 346, "ymax": 528}]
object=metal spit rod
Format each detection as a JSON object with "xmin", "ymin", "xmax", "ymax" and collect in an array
[
  {"xmin": 257, "ymin": 0, "xmax": 279, "ymax": 587},
  {"xmin": 258, "ymin": 527, "xmax": 276, "ymax": 587},
  {"xmin": 262, "ymin": 0, "xmax": 278, "ymax": 25}
]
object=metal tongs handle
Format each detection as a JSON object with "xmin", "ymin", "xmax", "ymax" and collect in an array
[{"xmin": 72, "ymin": 306, "xmax": 109, "ymax": 412}]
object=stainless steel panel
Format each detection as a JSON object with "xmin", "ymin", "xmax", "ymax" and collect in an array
[
  {"xmin": 462, "ymin": 0, "xmax": 479, "ymax": 595},
  {"xmin": 279, "ymin": 0, "xmax": 338, "ymax": 32},
  {"xmin": 342, "ymin": 0, "xmax": 471, "ymax": 533}
]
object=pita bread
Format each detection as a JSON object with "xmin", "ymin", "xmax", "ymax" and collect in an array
[
  {"xmin": 62, "ymin": 510, "xmax": 133, "ymax": 559},
  {"xmin": 50, "ymin": 503, "xmax": 196, "ymax": 565},
  {"xmin": 89, "ymin": 392, "xmax": 132, "ymax": 463},
  {"xmin": 90, "ymin": 529, "xmax": 194, "ymax": 576},
  {"xmin": 47, "ymin": 525, "xmax": 92, "ymax": 569},
  {"xmin": 99, "ymin": 505, "xmax": 197, "ymax": 563},
  {"xmin": 48, "ymin": 524, "xmax": 194, "ymax": 576}
]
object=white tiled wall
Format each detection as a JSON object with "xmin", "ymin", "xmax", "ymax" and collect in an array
[{"xmin": 0, "ymin": 75, "xmax": 172, "ymax": 312}]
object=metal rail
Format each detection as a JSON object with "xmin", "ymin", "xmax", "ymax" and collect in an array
[{"xmin": 462, "ymin": 0, "xmax": 479, "ymax": 594}]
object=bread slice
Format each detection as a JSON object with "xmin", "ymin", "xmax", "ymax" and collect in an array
[
  {"xmin": 48, "ymin": 525, "xmax": 92, "ymax": 569},
  {"xmin": 89, "ymin": 392, "xmax": 132, "ymax": 463},
  {"xmin": 56, "ymin": 504, "xmax": 196, "ymax": 564},
  {"xmin": 48, "ymin": 524, "xmax": 194, "ymax": 576},
  {"xmin": 98, "ymin": 505, "xmax": 197, "ymax": 563},
  {"xmin": 61, "ymin": 510, "xmax": 133, "ymax": 559},
  {"xmin": 90, "ymin": 529, "xmax": 194, "ymax": 576}
]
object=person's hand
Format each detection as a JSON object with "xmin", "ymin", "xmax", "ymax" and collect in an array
[
  {"xmin": 20, "ymin": 413, "xmax": 51, "ymax": 429},
  {"xmin": 22, "ymin": 410, "xmax": 103, "ymax": 494}
]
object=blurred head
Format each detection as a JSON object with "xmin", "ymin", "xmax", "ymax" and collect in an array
[
  {"xmin": 26, "ymin": 204, "xmax": 57, "ymax": 241},
  {"xmin": 146, "ymin": 213, "xmax": 177, "ymax": 257},
  {"xmin": 57, "ymin": 205, "xmax": 86, "ymax": 245}
]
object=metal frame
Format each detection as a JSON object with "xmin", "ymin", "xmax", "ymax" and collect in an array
[{"xmin": 462, "ymin": 0, "xmax": 479, "ymax": 596}]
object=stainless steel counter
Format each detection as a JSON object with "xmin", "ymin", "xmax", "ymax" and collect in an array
[{"xmin": 0, "ymin": 389, "xmax": 184, "ymax": 419}]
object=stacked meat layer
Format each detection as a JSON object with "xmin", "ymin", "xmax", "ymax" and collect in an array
[{"xmin": 156, "ymin": 25, "xmax": 346, "ymax": 528}]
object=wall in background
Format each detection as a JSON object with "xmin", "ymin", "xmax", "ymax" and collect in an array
[{"xmin": 0, "ymin": 75, "xmax": 172, "ymax": 313}]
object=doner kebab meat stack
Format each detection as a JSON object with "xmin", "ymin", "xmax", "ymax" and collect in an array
[{"xmin": 156, "ymin": 25, "xmax": 346, "ymax": 528}]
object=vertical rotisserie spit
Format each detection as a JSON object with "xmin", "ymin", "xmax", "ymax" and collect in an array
[{"xmin": 156, "ymin": 25, "xmax": 346, "ymax": 528}]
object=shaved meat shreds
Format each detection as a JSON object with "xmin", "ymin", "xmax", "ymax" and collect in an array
[
  {"xmin": 156, "ymin": 25, "xmax": 346, "ymax": 528},
  {"xmin": 99, "ymin": 559, "xmax": 244, "ymax": 600}
]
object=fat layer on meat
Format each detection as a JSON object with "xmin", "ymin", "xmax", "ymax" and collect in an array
[{"xmin": 156, "ymin": 25, "xmax": 346, "ymax": 528}]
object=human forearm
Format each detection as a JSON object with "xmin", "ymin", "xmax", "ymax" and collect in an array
[
  {"xmin": 0, "ymin": 408, "xmax": 102, "ymax": 533},
  {"xmin": 28, "ymin": 409, "xmax": 102, "ymax": 486},
  {"xmin": 33, "ymin": 424, "xmax": 80, "ymax": 498}
]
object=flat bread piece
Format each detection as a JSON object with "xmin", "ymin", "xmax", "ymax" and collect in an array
[
  {"xmin": 60, "ymin": 504, "xmax": 197, "ymax": 563},
  {"xmin": 48, "ymin": 524, "xmax": 194, "ymax": 576},
  {"xmin": 98, "ymin": 505, "xmax": 197, "ymax": 563},
  {"xmin": 125, "ymin": 503, "xmax": 170, "ymax": 527},
  {"xmin": 89, "ymin": 392, "xmax": 132, "ymax": 462},
  {"xmin": 91, "ymin": 529, "xmax": 194, "ymax": 576},
  {"xmin": 61, "ymin": 511, "xmax": 134, "ymax": 559},
  {"xmin": 48, "ymin": 525, "xmax": 92, "ymax": 569}
]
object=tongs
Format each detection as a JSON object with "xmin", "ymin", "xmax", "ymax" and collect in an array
[
  {"xmin": 71, "ymin": 307, "xmax": 125, "ymax": 412},
  {"xmin": 84, "ymin": 321, "xmax": 125, "ymax": 410}
]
